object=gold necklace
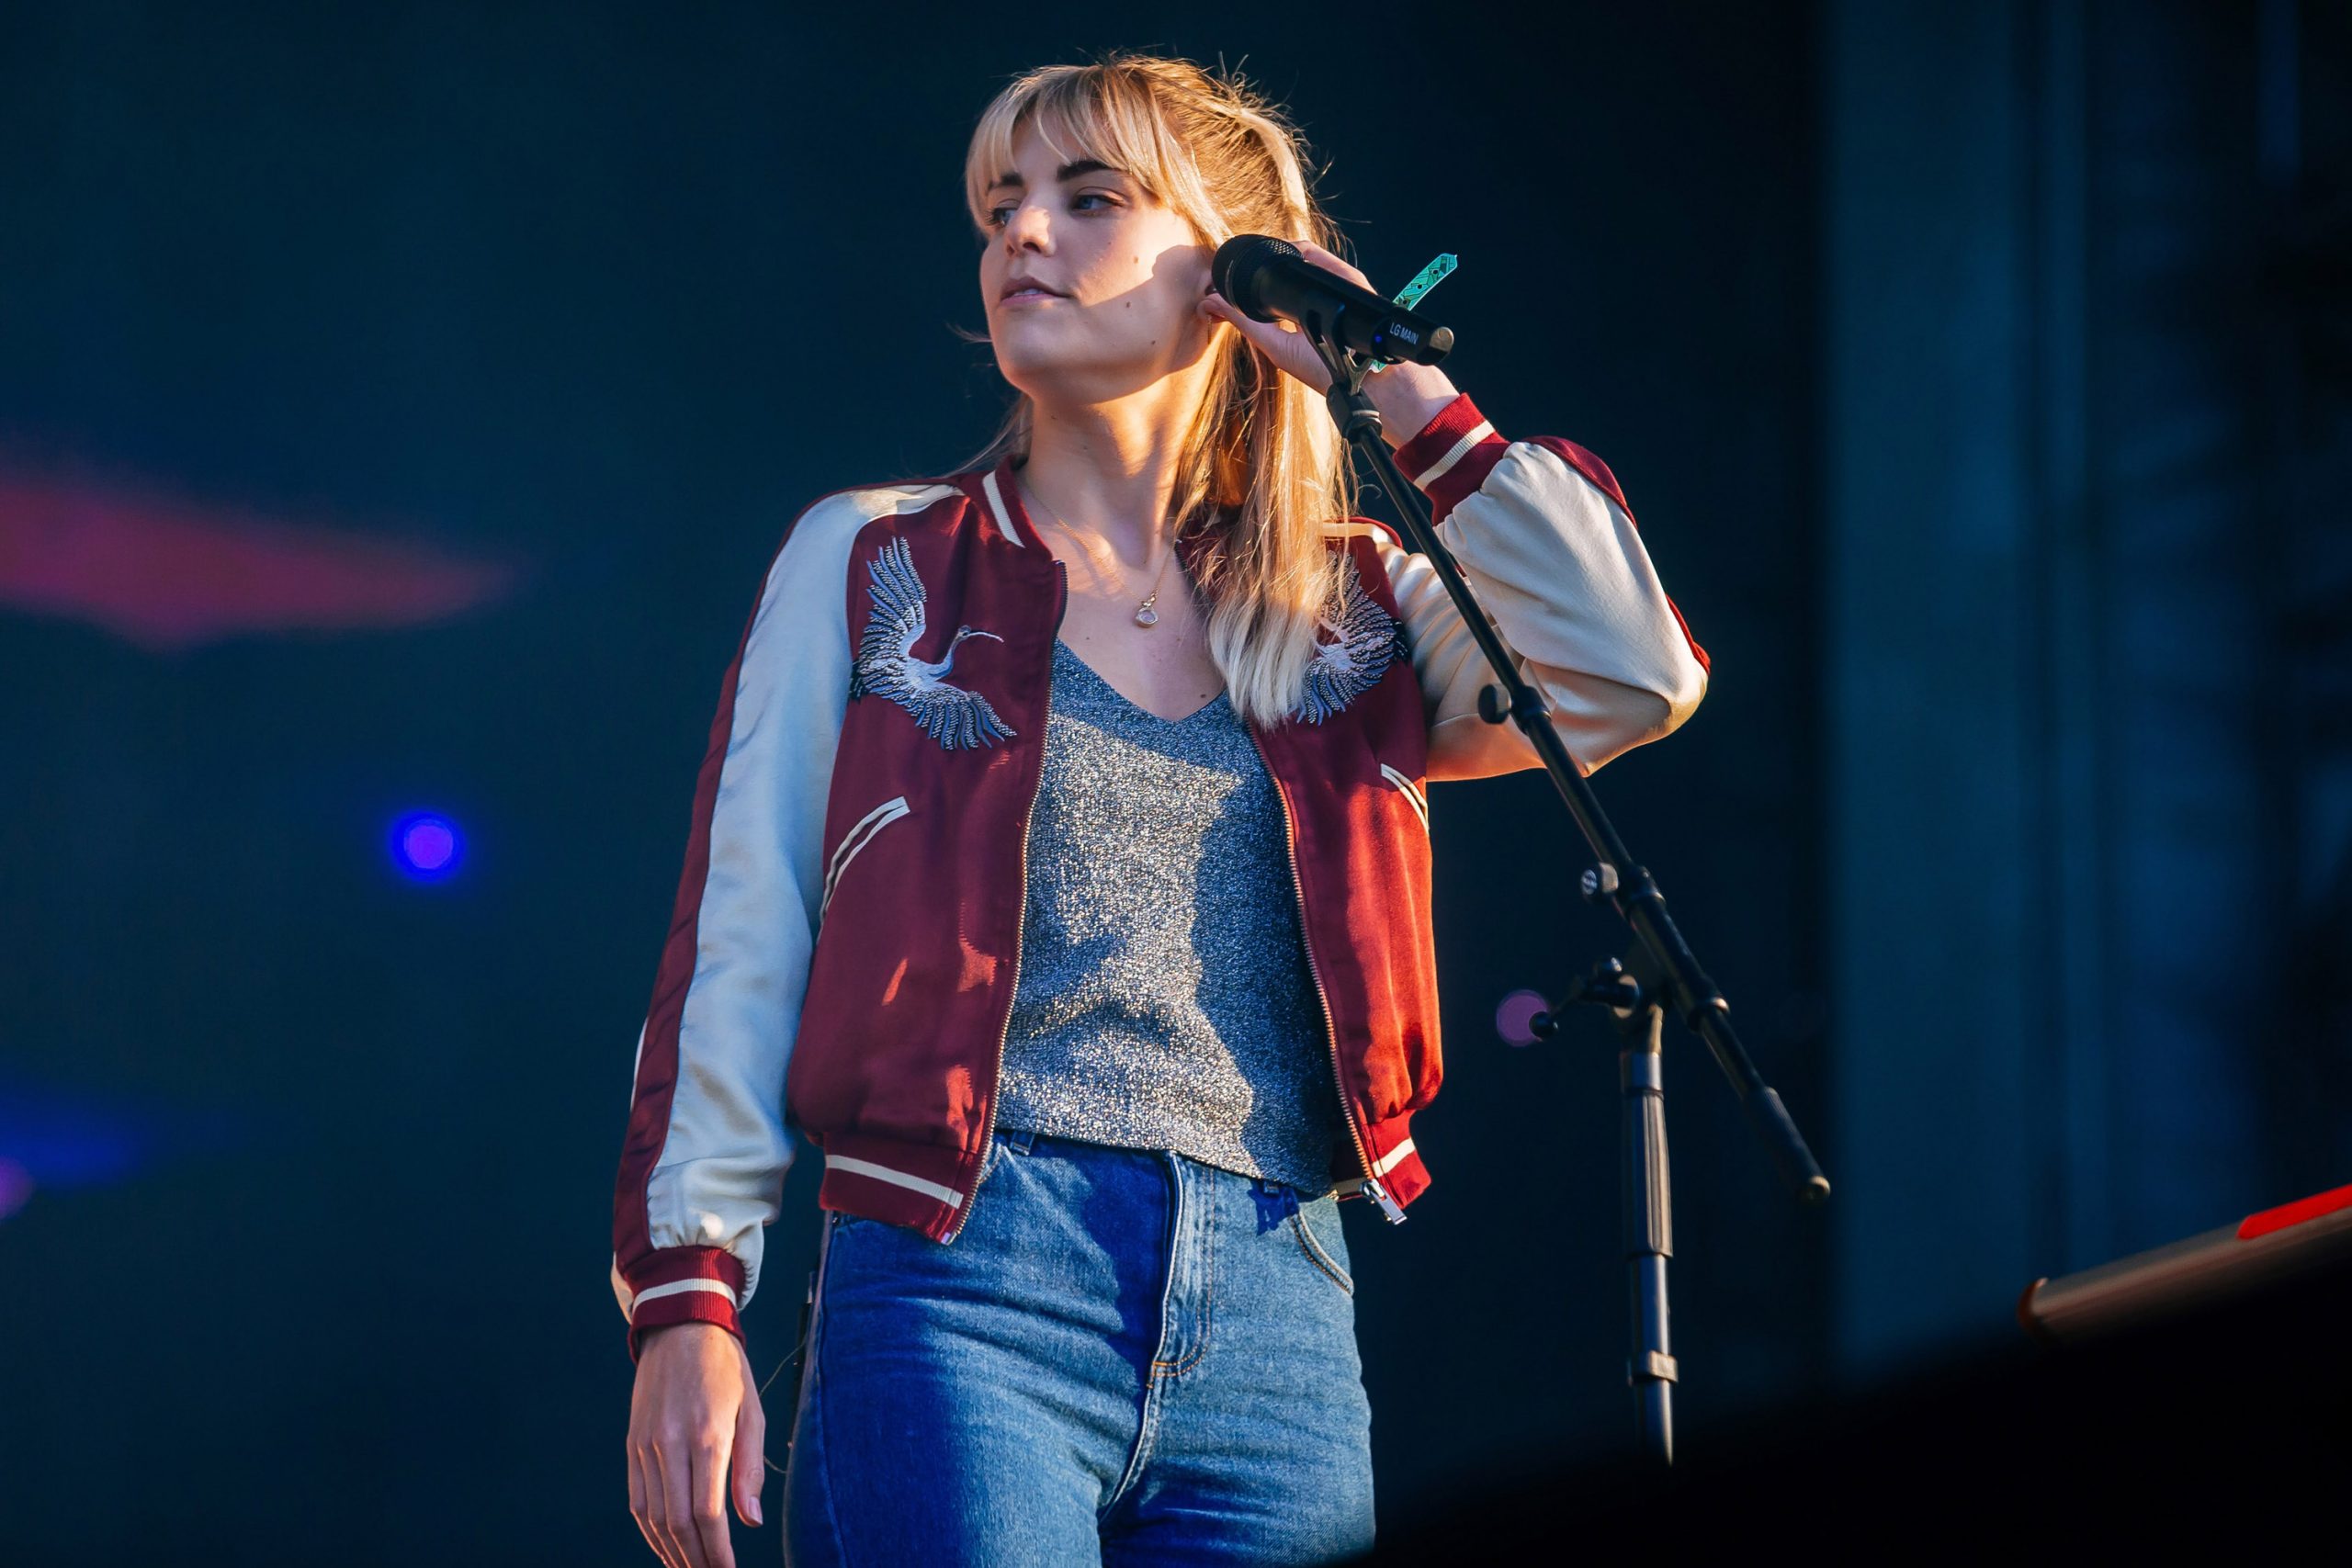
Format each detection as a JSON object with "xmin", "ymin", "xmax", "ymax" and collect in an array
[{"xmin": 1023, "ymin": 483, "xmax": 1175, "ymax": 628}]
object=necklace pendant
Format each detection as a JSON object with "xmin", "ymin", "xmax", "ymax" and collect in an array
[{"xmin": 1134, "ymin": 602, "xmax": 1159, "ymax": 627}]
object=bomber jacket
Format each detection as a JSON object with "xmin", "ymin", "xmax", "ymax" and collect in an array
[{"xmin": 611, "ymin": 394, "xmax": 1711, "ymax": 1349}]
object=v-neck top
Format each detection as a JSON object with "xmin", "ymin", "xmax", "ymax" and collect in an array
[{"xmin": 993, "ymin": 638, "xmax": 1346, "ymax": 1193}]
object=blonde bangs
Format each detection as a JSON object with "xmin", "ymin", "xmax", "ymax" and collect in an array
[
  {"xmin": 965, "ymin": 71, "xmax": 1178, "ymax": 232},
  {"xmin": 961, "ymin": 55, "xmax": 1356, "ymax": 730}
]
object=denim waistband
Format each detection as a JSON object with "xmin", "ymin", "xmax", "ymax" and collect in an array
[{"xmin": 993, "ymin": 1125, "xmax": 1329, "ymax": 1203}]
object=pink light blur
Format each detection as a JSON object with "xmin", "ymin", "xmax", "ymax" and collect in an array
[
  {"xmin": 0, "ymin": 1157, "xmax": 31, "ymax": 1222},
  {"xmin": 1495, "ymin": 988, "xmax": 1548, "ymax": 1047},
  {"xmin": 0, "ymin": 468, "xmax": 522, "ymax": 650}
]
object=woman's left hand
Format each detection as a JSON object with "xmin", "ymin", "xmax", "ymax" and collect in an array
[{"xmin": 1198, "ymin": 239, "xmax": 1459, "ymax": 447}]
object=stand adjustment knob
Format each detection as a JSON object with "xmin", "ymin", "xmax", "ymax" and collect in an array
[
  {"xmin": 1580, "ymin": 863, "xmax": 1622, "ymax": 902},
  {"xmin": 1477, "ymin": 683, "xmax": 1510, "ymax": 724}
]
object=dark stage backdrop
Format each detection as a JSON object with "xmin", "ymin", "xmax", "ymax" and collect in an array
[{"xmin": 5, "ymin": 3, "xmax": 2342, "ymax": 1564}]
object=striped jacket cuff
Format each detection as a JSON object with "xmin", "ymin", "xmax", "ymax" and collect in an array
[
  {"xmin": 1393, "ymin": 393, "xmax": 1509, "ymax": 522},
  {"xmin": 619, "ymin": 1246, "xmax": 747, "ymax": 1361}
]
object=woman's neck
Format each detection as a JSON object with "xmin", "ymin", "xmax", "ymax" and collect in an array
[{"xmin": 1018, "ymin": 366, "xmax": 1212, "ymax": 564}]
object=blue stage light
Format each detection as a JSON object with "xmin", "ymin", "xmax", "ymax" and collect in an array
[{"xmin": 392, "ymin": 812, "xmax": 463, "ymax": 880}]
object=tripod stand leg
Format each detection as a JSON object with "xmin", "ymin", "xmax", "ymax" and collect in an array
[{"xmin": 1622, "ymin": 1002, "xmax": 1677, "ymax": 1464}]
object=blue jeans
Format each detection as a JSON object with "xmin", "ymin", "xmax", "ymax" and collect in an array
[{"xmin": 783, "ymin": 1129, "xmax": 1376, "ymax": 1565}]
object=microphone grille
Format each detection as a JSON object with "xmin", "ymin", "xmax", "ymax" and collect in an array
[{"xmin": 1210, "ymin": 234, "xmax": 1298, "ymax": 321}]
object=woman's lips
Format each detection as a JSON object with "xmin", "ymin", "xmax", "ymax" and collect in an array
[{"xmin": 1001, "ymin": 284, "xmax": 1066, "ymax": 304}]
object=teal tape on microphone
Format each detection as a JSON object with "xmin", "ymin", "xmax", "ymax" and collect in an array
[
  {"xmin": 1370, "ymin": 253, "xmax": 1457, "ymax": 371},
  {"xmin": 1392, "ymin": 252, "xmax": 1457, "ymax": 310}
]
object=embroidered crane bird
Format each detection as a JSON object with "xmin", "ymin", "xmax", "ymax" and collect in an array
[
  {"xmin": 1293, "ymin": 556, "xmax": 1410, "ymax": 725},
  {"xmin": 849, "ymin": 536, "xmax": 1017, "ymax": 750}
]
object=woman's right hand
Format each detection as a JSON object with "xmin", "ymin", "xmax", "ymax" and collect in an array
[{"xmin": 627, "ymin": 1322, "xmax": 767, "ymax": 1568}]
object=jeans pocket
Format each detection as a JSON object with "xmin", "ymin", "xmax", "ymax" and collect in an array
[{"xmin": 1289, "ymin": 1201, "xmax": 1355, "ymax": 1295}]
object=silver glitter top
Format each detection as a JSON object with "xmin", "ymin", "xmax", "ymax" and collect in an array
[{"xmin": 994, "ymin": 638, "xmax": 1346, "ymax": 1193}]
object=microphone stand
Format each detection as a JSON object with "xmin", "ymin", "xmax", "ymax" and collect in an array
[{"xmin": 1297, "ymin": 312, "xmax": 1829, "ymax": 1467}]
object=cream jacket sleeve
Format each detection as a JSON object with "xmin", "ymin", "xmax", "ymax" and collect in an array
[{"xmin": 1370, "ymin": 396, "xmax": 1710, "ymax": 782}]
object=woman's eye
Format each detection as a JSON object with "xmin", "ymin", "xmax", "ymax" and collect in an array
[{"xmin": 979, "ymin": 190, "xmax": 1119, "ymax": 235}]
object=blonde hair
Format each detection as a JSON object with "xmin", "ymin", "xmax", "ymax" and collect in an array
[{"xmin": 963, "ymin": 53, "xmax": 1353, "ymax": 728}]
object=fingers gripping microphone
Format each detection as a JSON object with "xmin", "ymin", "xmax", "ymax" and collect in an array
[{"xmin": 1210, "ymin": 235, "xmax": 1455, "ymax": 367}]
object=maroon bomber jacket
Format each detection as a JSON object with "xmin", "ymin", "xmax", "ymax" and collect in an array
[{"xmin": 611, "ymin": 395, "xmax": 1713, "ymax": 1349}]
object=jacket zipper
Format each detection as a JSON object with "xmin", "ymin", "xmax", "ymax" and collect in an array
[
  {"xmin": 1256, "ymin": 730, "xmax": 1407, "ymax": 1224},
  {"xmin": 946, "ymin": 557, "xmax": 1068, "ymax": 1241}
]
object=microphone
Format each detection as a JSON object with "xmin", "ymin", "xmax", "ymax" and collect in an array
[{"xmin": 1210, "ymin": 235, "xmax": 1455, "ymax": 367}]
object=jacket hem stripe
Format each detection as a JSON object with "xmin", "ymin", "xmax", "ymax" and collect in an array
[{"xmin": 825, "ymin": 1154, "xmax": 966, "ymax": 1208}]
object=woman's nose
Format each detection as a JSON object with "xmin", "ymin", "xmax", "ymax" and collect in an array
[{"xmin": 1002, "ymin": 200, "xmax": 1051, "ymax": 253}]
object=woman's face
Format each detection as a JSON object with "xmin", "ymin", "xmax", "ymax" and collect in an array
[{"xmin": 978, "ymin": 119, "xmax": 1215, "ymax": 406}]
